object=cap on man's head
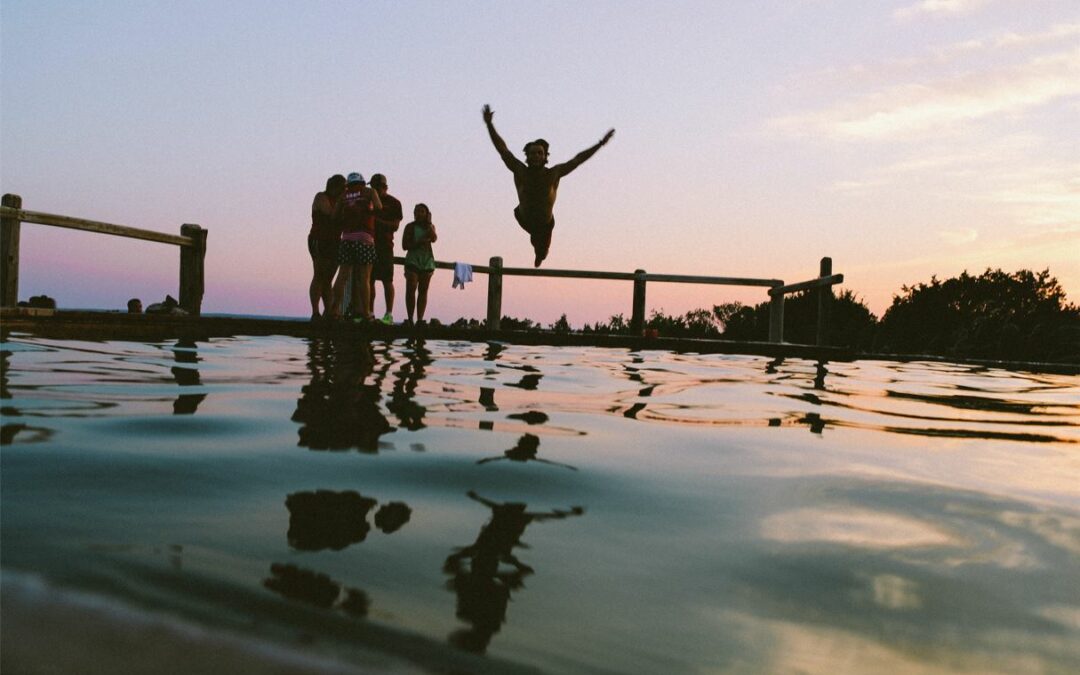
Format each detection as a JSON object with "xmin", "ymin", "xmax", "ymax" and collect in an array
[
  {"xmin": 370, "ymin": 173, "xmax": 386, "ymax": 187},
  {"xmin": 347, "ymin": 172, "xmax": 365, "ymax": 184}
]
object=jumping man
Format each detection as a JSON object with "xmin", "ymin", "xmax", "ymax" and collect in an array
[{"xmin": 482, "ymin": 104, "xmax": 614, "ymax": 267}]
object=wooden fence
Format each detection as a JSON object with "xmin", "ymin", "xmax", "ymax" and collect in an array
[
  {"xmin": 402, "ymin": 255, "xmax": 843, "ymax": 345},
  {"xmin": 1, "ymin": 194, "xmax": 206, "ymax": 314},
  {"xmin": 2, "ymin": 194, "xmax": 844, "ymax": 344}
]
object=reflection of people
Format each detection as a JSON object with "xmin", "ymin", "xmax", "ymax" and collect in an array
[
  {"xmin": 368, "ymin": 174, "xmax": 403, "ymax": 325},
  {"xmin": 482, "ymin": 104, "xmax": 614, "ymax": 267},
  {"xmin": 286, "ymin": 490, "xmax": 378, "ymax": 551},
  {"xmin": 309, "ymin": 174, "xmax": 346, "ymax": 320},
  {"xmin": 291, "ymin": 338, "xmax": 392, "ymax": 452},
  {"xmin": 443, "ymin": 491, "xmax": 583, "ymax": 654},
  {"xmin": 387, "ymin": 338, "xmax": 432, "ymax": 430},
  {"xmin": 331, "ymin": 173, "xmax": 382, "ymax": 322},
  {"xmin": 402, "ymin": 204, "xmax": 438, "ymax": 326},
  {"xmin": 476, "ymin": 433, "xmax": 577, "ymax": 470},
  {"xmin": 263, "ymin": 563, "xmax": 369, "ymax": 617},
  {"xmin": 284, "ymin": 489, "xmax": 412, "ymax": 550},
  {"xmin": 374, "ymin": 502, "xmax": 412, "ymax": 534}
]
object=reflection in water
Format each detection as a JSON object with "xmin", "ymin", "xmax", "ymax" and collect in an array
[
  {"xmin": 814, "ymin": 361, "xmax": 828, "ymax": 390},
  {"xmin": 799, "ymin": 412, "xmax": 826, "ymax": 434},
  {"xmin": 285, "ymin": 490, "xmax": 412, "ymax": 551},
  {"xmin": 444, "ymin": 491, "xmax": 584, "ymax": 654},
  {"xmin": 0, "ymin": 349, "xmax": 55, "ymax": 444},
  {"xmin": 739, "ymin": 479, "xmax": 1080, "ymax": 672},
  {"xmin": 374, "ymin": 502, "xmax": 412, "ymax": 533},
  {"xmin": 291, "ymin": 338, "xmax": 392, "ymax": 452},
  {"xmin": 171, "ymin": 340, "xmax": 206, "ymax": 415},
  {"xmin": 0, "ymin": 423, "xmax": 54, "ymax": 445},
  {"xmin": 386, "ymin": 339, "xmax": 431, "ymax": 431},
  {"xmin": 263, "ymin": 563, "xmax": 370, "ymax": 617},
  {"xmin": 483, "ymin": 342, "xmax": 505, "ymax": 361},
  {"xmin": 886, "ymin": 389, "xmax": 1058, "ymax": 415},
  {"xmin": 477, "ymin": 433, "xmax": 577, "ymax": 471},
  {"xmin": 624, "ymin": 402, "xmax": 647, "ymax": 419},
  {"xmin": 2, "ymin": 334, "xmax": 1078, "ymax": 673},
  {"xmin": 507, "ymin": 411, "xmax": 548, "ymax": 425},
  {"xmin": 478, "ymin": 387, "xmax": 498, "ymax": 411},
  {"xmin": 507, "ymin": 373, "xmax": 542, "ymax": 390},
  {"xmin": 1, "ymin": 349, "xmax": 11, "ymax": 400},
  {"xmin": 503, "ymin": 363, "xmax": 543, "ymax": 391},
  {"xmin": 286, "ymin": 490, "xmax": 378, "ymax": 551}
]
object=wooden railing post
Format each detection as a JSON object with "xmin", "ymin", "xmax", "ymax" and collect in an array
[
  {"xmin": 486, "ymin": 256, "xmax": 503, "ymax": 329},
  {"xmin": 816, "ymin": 257, "xmax": 832, "ymax": 346},
  {"xmin": 768, "ymin": 290, "xmax": 785, "ymax": 343},
  {"xmin": 179, "ymin": 224, "xmax": 206, "ymax": 315},
  {"xmin": 631, "ymin": 269, "xmax": 647, "ymax": 333},
  {"xmin": 1, "ymin": 194, "xmax": 22, "ymax": 307}
]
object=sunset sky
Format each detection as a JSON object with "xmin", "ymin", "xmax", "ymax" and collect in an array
[{"xmin": 3, "ymin": 0, "xmax": 1077, "ymax": 326}]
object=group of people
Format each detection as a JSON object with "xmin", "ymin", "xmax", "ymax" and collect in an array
[
  {"xmin": 308, "ymin": 172, "xmax": 437, "ymax": 325},
  {"xmin": 307, "ymin": 105, "xmax": 615, "ymax": 325}
]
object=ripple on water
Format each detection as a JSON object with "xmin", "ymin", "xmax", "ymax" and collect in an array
[{"xmin": 1, "ymin": 335, "xmax": 1077, "ymax": 674}]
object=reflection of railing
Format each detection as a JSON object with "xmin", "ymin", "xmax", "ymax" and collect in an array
[
  {"xmin": 401, "ymin": 255, "xmax": 843, "ymax": 345},
  {"xmin": 1, "ymin": 193, "xmax": 207, "ymax": 314}
]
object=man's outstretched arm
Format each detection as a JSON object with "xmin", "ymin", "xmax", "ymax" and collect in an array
[
  {"xmin": 556, "ymin": 129, "xmax": 615, "ymax": 176},
  {"xmin": 483, "ymin": 104, "xmax": 523, "ymax": 172}
]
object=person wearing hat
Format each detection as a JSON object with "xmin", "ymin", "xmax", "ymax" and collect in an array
[
  {"xmin": 481, "ymin": 104, "xmax": 614, "ymax": 267},
  {"xmin": 331, "ymin": 172, "xmax": 383, "ymax": 322},
  {"xmin": 367, "ymin": 173, "xmax": 403, "ymax": 325}
]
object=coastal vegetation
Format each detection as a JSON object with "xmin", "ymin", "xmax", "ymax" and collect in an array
[{"xmin": 460, "ymin": 268, "xmax": 1078, "ymax": 364}]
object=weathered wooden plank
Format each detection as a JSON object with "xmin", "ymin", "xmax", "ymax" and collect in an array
[
  {"xmin": 390, "ymin": 257, "xmax": 783, "ymax": 287},
  {"xmin": 769, "ymin": 293, "xmax": 785, "ymax": 343},
  {"xmin": 631, "ymin": 269, "xmax": 647, "ymax": 332},
  {"xmin": 645, "ymin": 273, "xmax": 781, "ymax": 287},
  {"xmin": 490, "ymin": 267, "xmax": 637, "ymax": 280},
  {"xmin": 179, "ymin": 224, "xmax": 207, "ymax": 315},
  {"xmin": 0, "ymin": 207, "xmax": 192, "ymax": 247},
  {"xmin": 769, "ymin": 273, "xmax": 844, "ymax": 296},
  {"xmin": 486, "ymin": 256, "xmax": 503, "ymax": 329},
  {"xmin": 817, "ymin": 257, "xmax": 833, "ymax": 346},
  {"xmin": 1, "ymin": 194, "xmax": 22, "ymax": 307}
]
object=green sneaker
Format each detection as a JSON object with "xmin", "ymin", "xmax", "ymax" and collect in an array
[{"xmin": 381, "ymin": 312, "xmax": 394, "ymax": 325}]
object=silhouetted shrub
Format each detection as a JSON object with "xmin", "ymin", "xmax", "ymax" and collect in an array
[
  {"xmin": 719, "ymin": 290, "xmax": 877, "ymax": 349},
  {"xmin": 878, "ymin": 268, "xmax": 1079, "ymax": 362}
]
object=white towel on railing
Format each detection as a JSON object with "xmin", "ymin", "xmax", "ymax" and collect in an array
[{"xmin": 453, "ymin": 262, "xmax": 473, "ymax": 289}]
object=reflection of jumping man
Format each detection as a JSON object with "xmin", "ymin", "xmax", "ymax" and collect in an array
[
  {"xmin": 482, "ymin": 104, "xmax": 614, "ymax": 267},
  {"xmin": 476, "ymin": 433, "xmax": 577, "ymax": 471},
  {"xmin": 443, "ymin": 491, "xmax": 584, "ymax": 653}
]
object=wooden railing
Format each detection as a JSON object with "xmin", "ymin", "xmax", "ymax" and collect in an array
[
  {"xmin": 1, "ymin": 193, "xmax": 843, "ymax": 343},
  {"xmin": 767, "ymin": 257, "xmax": 843, "ymax": 344},
  {"xmin": 404, "ymin": 255, "xmax": 843, "ymax": 345},
  {"xmin": 1, "ymin": 194, "xmax": 207, "ymax": 314}
]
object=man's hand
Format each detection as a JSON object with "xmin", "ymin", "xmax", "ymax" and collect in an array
[
  {"xmin": 601, "ymin": 128, "xmax": 615, "ymax": 146},
  {"xmin": 482, "ymin": 104, "xmax": 494, "ymax": 124}
]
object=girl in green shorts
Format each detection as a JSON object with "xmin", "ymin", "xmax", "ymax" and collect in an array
[{"xmin": 402, "ymin": 203, "xmax": 438, "ymax": 325}]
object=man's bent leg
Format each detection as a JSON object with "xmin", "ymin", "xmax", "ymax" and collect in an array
[
  {"xmin": 530, "ymin": 218, "xmax": 554, "ymax": 267},
  {"xmin": 515, "ymin": 208, "xmax": 555, "ymax": 267}
]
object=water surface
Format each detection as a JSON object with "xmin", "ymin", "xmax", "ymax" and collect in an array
[{"xmin": 2, "ymin": 334, "xmax": 1078, "ymax": 673}]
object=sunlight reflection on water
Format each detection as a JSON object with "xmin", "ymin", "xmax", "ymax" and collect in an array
[{"xmin": 1, "ymin": 334, "xmax": 1078, "ymax": 673}]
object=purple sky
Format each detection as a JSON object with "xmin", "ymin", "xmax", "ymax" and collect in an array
[{"xmin": 3, "ymin": 1, "xmax": 1077, "ymax": 324}]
